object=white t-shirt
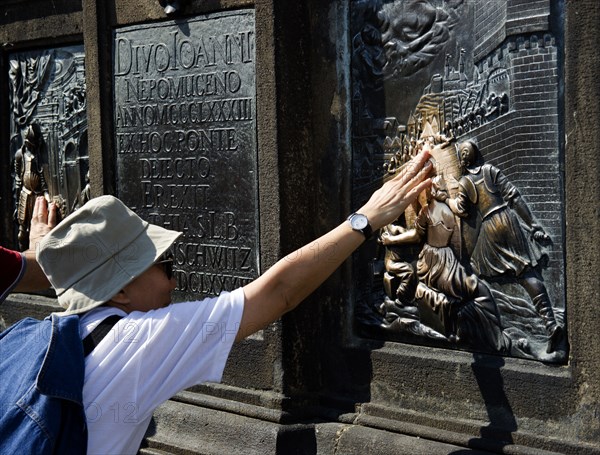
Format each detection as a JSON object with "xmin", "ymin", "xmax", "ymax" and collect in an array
[{"xmin": 79, "ymin": 288, "xmax": 245, "ymax": 455}]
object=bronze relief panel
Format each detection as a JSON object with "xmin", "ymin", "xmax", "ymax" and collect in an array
[
  {"xmin": 8, "ymin": 45, "xmax": 88, "ymax": 250},
  {"xmin": 351, "ymin": 0, "xmax": 566, "ymax": 362}
]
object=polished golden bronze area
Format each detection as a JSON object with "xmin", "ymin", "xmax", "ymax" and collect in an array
[{"xmin": 376, "ymin": 137, "xmax": 566, "ymax": 362}]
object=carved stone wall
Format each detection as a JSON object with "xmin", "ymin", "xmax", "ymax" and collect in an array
[{"xmin": 0, "ymin": 1, "xmax": 598, "ymax": 454}]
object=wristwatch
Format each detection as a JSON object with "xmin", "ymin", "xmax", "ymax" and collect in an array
[{"xmin": 347, "ymin": 212, "xmax": 373, "ymax": 239}]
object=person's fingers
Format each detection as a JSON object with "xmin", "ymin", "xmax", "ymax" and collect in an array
[
  {"xmin": 404, "ymin": 159, "xmax": 434, "ymax": 193},
  {"xmin": 47, "ymin": 202, "xmax": 58, "ymax": 228},
  {"xmin": 385, "ymin": 158, "xmax": 432, "ymax": 205},
  {"xmin": 28, "ymin": 197, "xmax": 52, "ymax": 250},
  {"xmin": 392, "ymin": 150, "xmax": 431, "ymax": 185},
  {"xmin": 38, "ymin": 197, "xmax": 49, "ymax": 223},
  {"xmin": 403, "ymin": 177, "xmax": 432, "ymax": 202},
  {"xmin": 32, "ymin": 196, "xmax": 43, "ymax": 220}
]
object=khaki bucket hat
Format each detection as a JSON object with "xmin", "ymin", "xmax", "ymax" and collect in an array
[{"xmin": 37, "ymin": 195, "xmax": 182, "ymax": 315}]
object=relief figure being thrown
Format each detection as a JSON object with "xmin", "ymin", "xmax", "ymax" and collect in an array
[{"xmin": 380, "ymin": 175, "xmax": 515, "ymax": 355}]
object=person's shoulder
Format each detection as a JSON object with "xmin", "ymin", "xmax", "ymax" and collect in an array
[
  {"xmin": 166, "ymin": 289, "xmax": 246, "ymax": 324},
  {"xmin": 169, "ymin": 288, "xmax": 246, "ymax": 315},
  {"xmin": 79, "ymin": 306, "xmax": 127, "ymax": 338},
  {"xmin": 81, "ymin": 306, "xmax": 127, "ymax": 322},
  {"xmin": 122, "ymin": 288, "xmax": 245, "ymax": 322}
]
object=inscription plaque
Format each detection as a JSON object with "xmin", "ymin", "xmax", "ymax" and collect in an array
[
  {"xmin": 114, "ymin": 11, "xmax": 258, "ymax": 303},
  {"xmin": 350, "ymin": 0, "xmax": 567, "ymax": 362}
]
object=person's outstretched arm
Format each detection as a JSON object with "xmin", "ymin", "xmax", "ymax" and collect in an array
[
  {"xmin": 238, "ymin": 149, "xmax": 433, "ymax": 341},
  {"xmin": 13, "ymin": 197, "xmax": 58, "ymax": 292}
]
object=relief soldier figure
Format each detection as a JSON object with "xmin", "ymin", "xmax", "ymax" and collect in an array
[
  {"xmin": 14, "ymin": 123, "xmax": 49, "ymax": 250},
  {"xmin": 449, "ymin": 140, "xmax": 565, "ymax": 356}
]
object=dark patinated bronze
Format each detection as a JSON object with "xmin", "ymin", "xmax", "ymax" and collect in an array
[
  {"xmin": 9, "ymin": 45, "xmax": 88, "ymax": 249},
  {"xmin": 351, "ymin": 0, "xmax": 566, "ymax": 362},
  {"xmin": 113, "ymin": 11, "xmax": 258, "ymax": 303}
]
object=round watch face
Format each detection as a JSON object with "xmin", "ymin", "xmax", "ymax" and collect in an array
[{"xmin": 350, "ymin": 214, "xmax": 368, "ymax": 230}]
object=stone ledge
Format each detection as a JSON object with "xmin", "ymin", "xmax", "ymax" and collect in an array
[
  {"xmin": 141, "ymin": 396, "xmax": 599, "ymax": 454},
  {"xmin": 141, "ymin": 399, "xmax": 501, "ymax": 455}
]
